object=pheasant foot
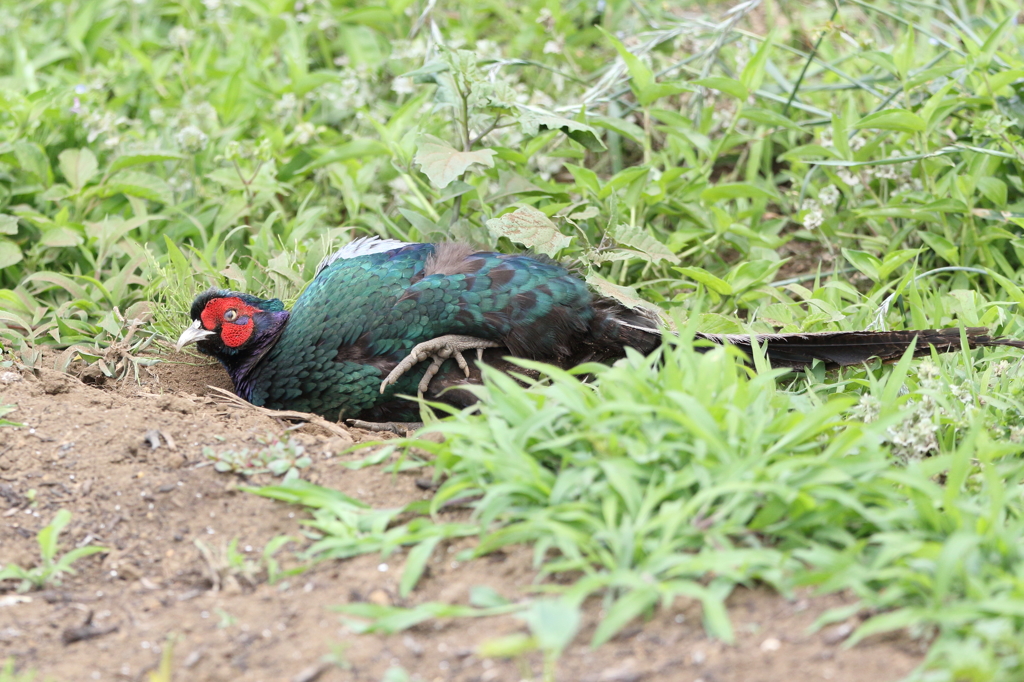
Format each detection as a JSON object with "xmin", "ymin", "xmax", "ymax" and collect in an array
[{"xmin": 380, "ymin": 335, "xmax": 502, "ymax": 395}]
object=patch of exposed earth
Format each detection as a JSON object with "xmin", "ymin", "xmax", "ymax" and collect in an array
[{"xmin": 0, "ymin": 352, "xmax": 924, "ymax": 681}]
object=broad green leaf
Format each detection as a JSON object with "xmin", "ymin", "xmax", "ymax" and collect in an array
[
  {"xmin": 487, "ymin": 171, "xmax": 546, "ymax": 201},
  {"xmin": 0, "ymin": 239, "xmax": 22, "ymax": 268},
  {"xmin": 40, "ymin": 226, "xmax": 82, "ymax": 248},
  {"xmin": 978, "ymin": 15, "xmax": 1016, "ymax": 69},
  {"xmin": 675, "ymin": 266, "xmax": 734, "ymax": 295},
  {"xmin": 564, "ymin": 164, "xmax": 601, "ymax": 195},
  {"xmin": 892, "ymin": 28, "xmax": 915, "ymax": 81},
  {"xmin": 413, "ymin": 135, "xmax": 496, "ymax": 189},
  {"xmin": 693, "ymin": 77, "xmax": 748, "ymax": 100},
  {"xmin": 727, "ymin": 259, "xmax": 785, "ymax": 290},
  {"xmin": 486, "ymin": 205, "xmax": 571, "ymax": 257},
  {"xmin": 852, "ymin": 109, "xmax": 925, "ymax": 133},
  {"xmin": 13, "ymin": 140, "xmax": 52, "ymax": 185},
  {"xmin": 397, "ymin": 208, "xmax": 442, "ymax": 237},
  {"xmin": 878, "ymin": 249, "xmax": 923, "ymax": 279},
  {"xmin": 516, "ymin": 105, "xmax": 605, "ymax": 151},
  {"xmin": 58, "ymin": 148, "xmax": 98, "ymax": 190},
  {"xmin": 598, "ymin": 27, "xmax": 654, "ymax": 95},
  {"xmin": 977, "ymin": 176, "xmax": 1007, "ymax": 207},
  {"xmin": 590, "ymin": 115, "xmax": 646, "ymax": 144},
  {"xmin": 610, "ymin": 225, "xmax": 680, "ymax": 264},
  {"xmin": 740, "ymin": 108, "xmax": 806, "ymax": 133},
  {"xmin": 988, "ymin": 69, "xmax": 1024, "ymax": 94},
  {"xmin": 108, "ymin": 152, "xmax": 183, "ymax": 175},
  {"xmin": 0, "ymin": 214, "xmax": 18, "ymax": 235},
  {"xmin": 740, "ymin": 33, "xmax": 774, "ymax": 92},
  {"xmin": 635, "ymin": 81, "xmax": 692, "ymax": 107},
  {"xmin": 917, "ymin": 232, "xmax": 959, "ymax": 264},
  {"xmin": 519, "ymin": 598, "xmax": 580, "ymax": 653},
  {"xmin": 585, "ymin": 272, "xmax": 665, "ymax": 316},
  {"xmin": 95, "ymin": 171, "xmax": 173, "ymax": 205},
  {"xmin": 842, "ymin": 248, "xmax": 882, "ymax": 282},
  {"xmin": 860, "ymin": 50, "xmax": 897, "ymax": 77}
]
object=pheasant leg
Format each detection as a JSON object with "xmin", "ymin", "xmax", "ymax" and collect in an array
[
  {"xmin": 347, "ymin": 419, "xmax": 423, "ymax": 436},
  {"xmin": 380, "ymin": 335, "xmax": 502, "ymax": 395}
]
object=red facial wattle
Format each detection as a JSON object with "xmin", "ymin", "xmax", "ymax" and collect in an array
[{"xmin": 200, "ymin": 297, "xmax": 260, "ymax": 348}]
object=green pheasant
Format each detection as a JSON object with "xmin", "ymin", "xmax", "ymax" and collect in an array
[{"xmin": 177, "ymin": 238, "xmax": 1024, "ymax": 422}]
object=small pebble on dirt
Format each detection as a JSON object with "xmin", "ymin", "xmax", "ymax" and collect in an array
[
  {"xmin": 43, "ymin": 377, "xmax": 69, "ymax": 395},
  {"xmin": 822, "ymin": 621, "xmax": 855, "ymax": 645}
]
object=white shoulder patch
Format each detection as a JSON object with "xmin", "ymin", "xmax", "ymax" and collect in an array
[{"xmin": 314, "ymin": 237, "xmax": 412, "ymax": 277}]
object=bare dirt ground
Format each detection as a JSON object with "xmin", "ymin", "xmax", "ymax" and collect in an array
[{"xmin": 1, "ymin": 352, "xmax": 926, "ymax": 682}]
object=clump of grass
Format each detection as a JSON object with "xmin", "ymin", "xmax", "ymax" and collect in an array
[
  {"xmin": 205, "ymin": 434, "xmax": 312, "ymax": 480},
  {"xmin": 271, "ymin": 334, "xmax": 1024, "ymax": 679},
  {"xmin": 0, "ymin": 510, "xmax": 107, "ymax": 593}
]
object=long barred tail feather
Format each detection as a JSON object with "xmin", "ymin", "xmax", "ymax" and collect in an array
[
  {"xmin": 580, "ymin": 295, "xmax": 1021, "ymax": 373},
  {"xmin": 694, "ymin": 327, "xmax": 1024, "ymax": 370}
]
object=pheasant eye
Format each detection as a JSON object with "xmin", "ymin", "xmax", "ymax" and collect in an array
[{"xmin": 224, "ymin": 309, "xmax": 239, "ymax": 322}]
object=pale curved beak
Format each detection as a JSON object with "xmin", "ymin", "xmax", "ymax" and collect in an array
[{"xmin": 175, "ymin": 320, "xmax": 215, "ymax": 352}]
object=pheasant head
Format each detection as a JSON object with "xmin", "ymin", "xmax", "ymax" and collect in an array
[{"xmin": 176, "ymin": 289, "xmax": 290, "ymax": 392}]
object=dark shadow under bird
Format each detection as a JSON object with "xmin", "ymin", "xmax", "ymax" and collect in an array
[{"xmin": 176, "ymin": 238, "xmax": 1024, "ymax": 422}]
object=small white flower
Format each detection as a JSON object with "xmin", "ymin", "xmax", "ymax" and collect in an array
[
  {"xmin": 295, "ymin": 12, "xmax": 310, "ymax": 24},
  {"xmin": 202, "ymin": 0, "xmax": 222, "ymax": 9},
  {"xmin": 855, "ymin": 395, "xmax": 880, "ymax": 423},
  {"xmin": 818, "ymin": 184, "xmax": 840, "ymax": 206},
  {"xmin": 951, "ymin": 384, "xmax": 974, "ymax": 407},
  {"xmin": 849, "ymin": 134, "xmax": 867, "ymax": 151},
  {"xmin": 837, "ymin": 168, "xmax": 860, "ymax": 187},
  {"xmin": 293, "ymin": 121, "xmax": 316, "ymax": 145},
  {"xmin": 918, "ymin": 361, "xmax": 939, "ymax": 381},
  {"xmin": 389, "ymin": 39, "xmax": 427, "ymax": 61},
  {"xmin": 802, "ymin": 208, "xmax": 824, "ymax": 230},
  {"xmin": 391, "ymin": 76, "xmax": 415, "ymax": 95},
  {"xmin": 176, "ymin": 125, "xmax": 209, "ymax": 154},
  {"xmin": 875, "ymin": 164, "xmax": 898, "ymax": 180},
  {"xmin": 475, "ymin": 39, "xmax": 501, "ymax": 60},
  {"xmin": 543, "ymin": 38, "xmax": 563, "ymax": 55},
  {"xmin": 168, "ymin": 25, "xmax": 194, "ymax": 49},
  {"xmin": 273, "ymin": 92, "xmax": 298, "ymax": 119}
]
